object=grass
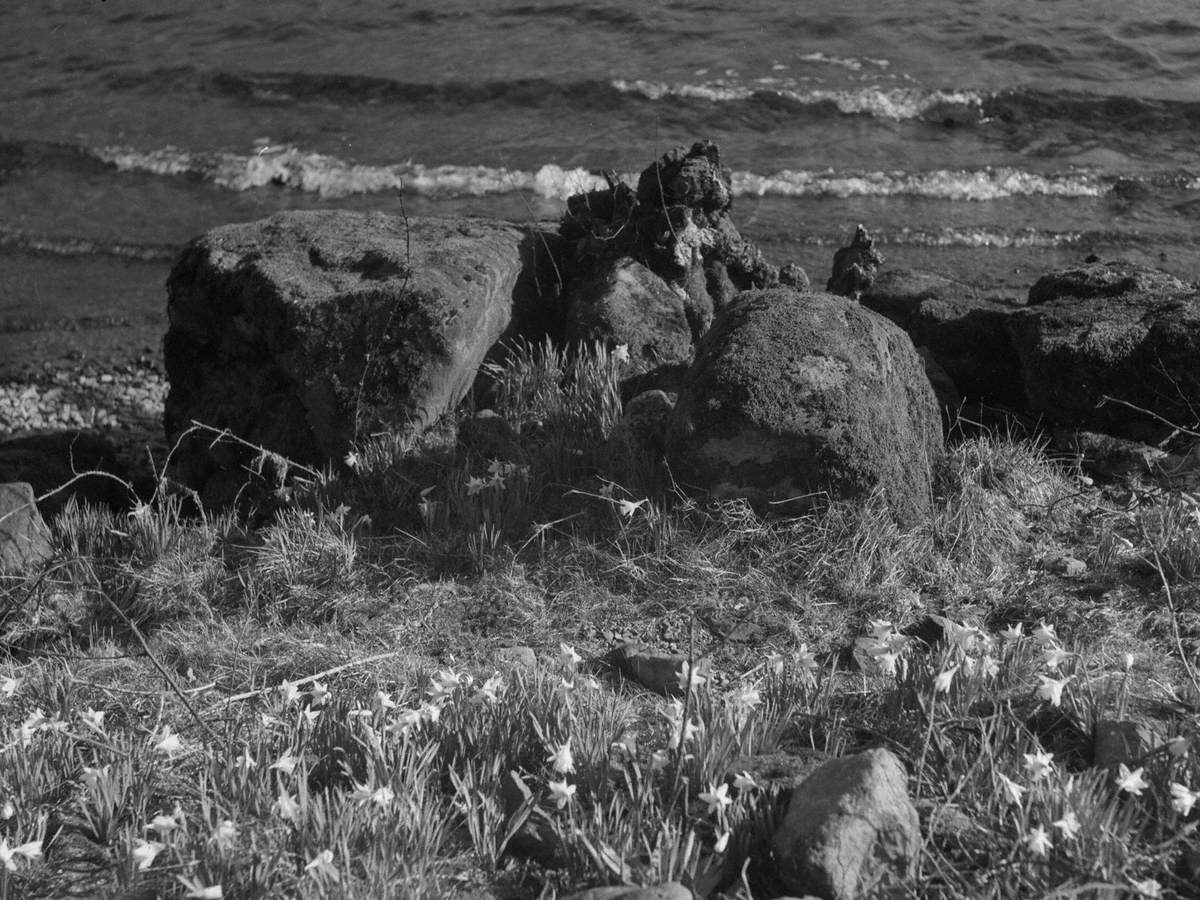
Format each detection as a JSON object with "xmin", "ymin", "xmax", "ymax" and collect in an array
[{"xmin": 1, "ymin": 339, "xmax": 1199, "ymax": 899}]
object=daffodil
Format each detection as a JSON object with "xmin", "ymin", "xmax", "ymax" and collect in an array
[
  {"xmin": 236, "ymin": 745, "xmax": 256, "ymax": 773},
  {"xmin": 465, "ymin": 476, "xmax": 488, "ymax": 496},
  {"xmin": 997, "ymin": 773, "xmax": 1026, "ymax": 805},
  {"xmin": 131, "ymin": 838, "xmax": 163, "ymax": 871},
  {"xmin": 727, "ymin": 684, "xmax": 761, "ymax": 717},
  {"xmin": 212, "ymin": 819, "xmax": 238, "ymax": 850},
  {"xmin": 559, "ymin": 643, "xmax": 583, "ymax": 669},
  {"xmin": 153, "ymin": 725, "xmax": 183, "ymax": 757},
  {"xmin": 275, "ymin": 788, "xmax": 301, "ymax": 824},
  {"xmin": 308, "ymin": 681, "xmax": 330, "ymax": 707},
  {"xmin": 373, "ymin": 690, "xmax": 396, "ymax": 712},
  {"xmin": 1000, "ymin": 623, "xmax": 1023, "ymax": 642},
  {"xmin": 612, "ymin": 344, "xmax": 631, "ymax": 364},
  {"xmin": 698, "ymin": 783, "xmax": 732, "ymax": 816},
  {"xmin": 554, "ymin": 677, "xmax": 576, "ymax": 703},
  {"xmin": 649, "ymin": 750, "xmax": 670, "ymax": 772},
  {"xmin": 547, "ymin": 741, "xmax": 576, "ymax": 775},
  {"xmin": 1036, "ymin": 674, "xmax": 1070, "ymax": 707},
  {"xmin": 79, "ymin": 708, "xmax": 106, "ymax": 733},
  {"xmin": 794, "ymin": 645, "xmax": 818, "ymax": 674},
  {"xmin": 0, "ymin": 800, "xmax": 13, "ymax": 820},
  {"xmin": 548, "ymin": 779, "xmax": 576, "ymax": 809},
  {"xmin": 1023, "ymin": 751, "xmax": 1055, "ymax": 781},
  {"xmin": 713, "ymin": 830, "xmax": 730, "ymax": 853},
  {"xmin": 732, "ymin": 771, "xmax": 758, "ymax": 792},
  {"xmin": 0, "ymin": 676, "xmax": 18, "ymax": 698},
  {"xmin": 475, "ymin": 672, "xmax": 505, "ymax": 704},
  {"xmin": 1115, "ymin": 764, "xmax": 1149, "ymax": 796},
  {"xmin": 676, "ymin": 661, "xmax": 706, "ymax": 692},
  {"xmin": 1042, "ymin": 647, "xmax": 1071, "ymax": 671},
  {"xmin": 278, "ymin": 680, "xmax": 301, "ymax": 706},
  {"xmin": 0, "ymin": 838, "xmax": 42, "ymax": 871},
  {"xmin": 1032, "ymin": 621, "xmax": 1057, "ymax": 647},
  {"xmin": 933, "ymin": 665, "xmax": 959, "ymax": 694},
  {"xmin": 1170, "ymin": 782, "xmax": 1198, "ymax": 816},
  {"xmin": 176, "ymin": 875, "xmax": 223, "ymax": 899},
  {"xmin": 1024, "ymin": 824, "xmax": 1052, "ymax": 857},
  {"xmin": 1052, "ymin": 809, "xmax": 1080, "ymax": 839},
  {"xmin": 304, "ymin": 849, "xmax": 339, "ymax": 882},
  {"xmin": 867, "ymin": 619, "xmax": 894, "ymax": 640},
  {"xmin": 270, "ymin": 750, "xmax": 300, "ymax": 776},
  {"xmin": 146, "ymin": 812, "xmax": 179, "ymax": 838},
  {"xmin": 616, "ymin": 497, "xmax": 648, "ymax": 518},
  {"xmin": 1129, "ymin": 878, "xmax": 1162, "ymax": 898}
]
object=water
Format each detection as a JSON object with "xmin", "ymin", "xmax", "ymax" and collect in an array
[{"xmin": 3, "ymin": 0, "xmax": 1199, "ymax": 359}]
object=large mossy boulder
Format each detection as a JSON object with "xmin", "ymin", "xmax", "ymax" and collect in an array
[
  {"xmin": 665, "ymin": 289, "xmax": 942, "ymax": 525},
  {"xmin": 1007, "ymin": 259, "xmax": 1200, "ymax": 446},
  {"xmin": 859, "ymin": 268, "xmax": 1025, "ymax": 409},
  {"xmin": 164, "ymin": 211, "xmax": 557, "ymax": 503}
]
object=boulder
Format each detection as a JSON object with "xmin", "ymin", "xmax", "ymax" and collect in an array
[
  {"xmin": 1051, "ymin": 428, "xmax": 1169, "ymax": 481},
  {"xmin": 0, "ymin": 482, "xmax": 55, "ymax": 574},
  {"xmin": 564, "ymin": 258, "xmax": 694, "ymax": 378},
  {"xmin": 1028, "ymin": 259, "xmax": 1187, "ymax": 306},
  {"xmin": 0, "ymin": 430, "xmax": 129, "ymax": 519},
  {"xmin": 826, "ymin": 225, "xmax": 885, "ymax": 299},
  {"xmin": 603, "ymin": 390, "xmax": 675, "ymax": 493},
  {"xmin": 164, "ymin": 212, "xmax": 557, "ymax": 502},
  {"xmin": 606, "ymin": 641, "xmax": 690, "ymax": 697},
  {"xmin": 666, "ymin": 289, "xmax": 942, "ymax": 525},
  {"xmin": 772, "ymin": 748, "xmax": 920, "ymax": 900},
  {"xmin": 859, "ymin": 269, "xmax": 1025, "ymax": 409},
  {"xmin": 1006, "ymin": 260, "xmax": 1200, "ymax": 446}
]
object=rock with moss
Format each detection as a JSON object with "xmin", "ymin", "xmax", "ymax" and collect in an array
[
  {"xmin": 826, "ymin": 225, "xmax": 885, "ymax": 299},
  {"xmin": 1006, "ymin": 258, "xmax": 1200, "ymax": 447},
  {"xmin": 666, "ymin": 288, "xmax": 942, "ymax": 525},
  {"xmin": 164, "ymin": 211, "xmax": 558, "ymax": 505}
]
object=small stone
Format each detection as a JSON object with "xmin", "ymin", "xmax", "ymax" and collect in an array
[{"xmin": 607, "ymin": 641, "xmax": 690, "ymax": 697}]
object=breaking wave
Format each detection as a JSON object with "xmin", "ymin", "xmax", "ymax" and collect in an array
[{"xmin": 93, "ymin": 144, "xmax": 1132, "ymax": 202}]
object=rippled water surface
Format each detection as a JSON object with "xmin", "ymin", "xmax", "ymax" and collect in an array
[{"xmin": 3, "ymin": 0, "xmax": 1199, "ymax": 335}]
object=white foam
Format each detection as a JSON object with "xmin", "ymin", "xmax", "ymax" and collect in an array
[
  {"xmin": 732, "ymin": 168, "xmax": 1108, "ymax": 200},
  {"xmin": 610, "ymin": 78, "xmax": 983, "ymax": 121},
  {"xmin": 95, "ymin": 144, "xmax": 1113, "ymax": 203},
  {"xmin": 887, "ymin": 227, "xmax": 1083, "ymax": 248}
]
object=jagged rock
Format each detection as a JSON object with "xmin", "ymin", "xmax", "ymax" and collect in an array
[
  {"xmin": 772, "ymin": 748, "xmax": 920, "ymax": 900},
  {"xmin": 666, "ymin": 289, "xmax": 942, "ymax": 525},
  {"xmin": 1052, "ymin": 429, "xmax": 1169, "ymax": 480},
  {"xmin": 779, "ymin": 263, "xmax": 811, "ymax": 291},
  {"xmin": 565, "ymin": 258, "xmax": 694, "ymax": 377},
  {"xmin": 0, "ymin": 482, "xmax": 55, "ymax": 574},
  {"xmin": 561, "ymin": 884, "xmax": 692, "ymax": 900},
  {"xmin": 826, "ymin": 225, "xmax": 885, "ymax": 299},
  {"xmin": 164, "ymin": 212, "xmax": 557, "ymax": 505},
  {"xmin": 559, "ymin": 141, "xmax": 778, "ymax": 356},
  {"xmin": 1007, "ymin": 260, "xmax": 1200, "ymax": 446},
  {"xmin": 859, "ymin": 268, "xmax": 1025, "ymax": 409},
  {"xmin": 0, "ymin": 430, "xmax": 130, "ymax": 519}
]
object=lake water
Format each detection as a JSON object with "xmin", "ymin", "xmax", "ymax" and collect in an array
[{"xmin": 2, "ymin": 0, "xmax": 1199, "ymax": 353}]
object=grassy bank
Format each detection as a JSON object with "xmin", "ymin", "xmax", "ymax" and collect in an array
[{"xmin": 1, "ymin": 341, "xmax": 1198, "ymax": 899}]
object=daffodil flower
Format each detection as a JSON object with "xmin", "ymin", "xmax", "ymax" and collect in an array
[
  {"xmin": 698, "ymin": 783, "xmax": 732, "ymax": 816},
  {"xmin": 475, "ymin": 672, "xmax": 505, "ymax": 704},
  {"xmin": 373, "ymin": 690, "xmax": 396, "ymax": 712},
  {"xmin": 278, "ymin": 680, "xmax": 301, "ymax": 706},
  {"xmin": 1170, "ymin": 782, "xmax": 1198, "ymax": 816},
  {"xmin": 1023, "ymin": 750, "xmax": 1055, "ymax": 781},
  {"xmin": 270, "ymin": 750, "xmax": 300, "ymax": 776},
  {"xmin": 153, "ymin": 725, "xmax": 183, "ymax": 757},
  {"xmin": 131, "ymin": 838, "xmax": 163, "ymax": 871},
  {"xmin": 1116, "ymin": 764, "xmax": 1149, "ymax": 796},
  {"xmin": 649, "ymin": 750, "xmax": 670, "ymax": 772},
  {"xmin": 1129, "ymin": 878, "xmax": 1162, "ymax": 897},
  {"xmin": 1024, "ymin": 824, "xmax": 1052, "ymax": 857},
  {"xmin": 1042, "ymin": 647, "xmax": 1071, "ymax": 671},
  {"xmin": 308, "ymin": 681, "xmax": 330, "ymax": 707},
  {"xmin": 1000, "ymin": 623, "xmax": 1023, "ymax": 642},
  {"xmin": 0, "ymin": 676, "xmax": 18, "ymax": 698},
  {"xmin": 0, "ymin": 838, "xmax": 42, "ymax": 871},
  {"xmin": 713, "ymin": 830, "xmax": 730, "ymax": 853},
  {"xmin": 146, "ymin": 812, "xmax": 179, "ymax": 838},
  {"xmin": 212, "ymin": 819, "xmax": 238, "ymax": 850},
  {"xmin": 305, "ymin": 849, "xmax": 339, "ymax": 882},
  {"xmin": 176, "ymin": 875, "xmax": 223, "ymax": 899},
  {"xmin": 612, "ymin": 344, "xmax": 631, "ymax": 364},
  {"xmin": 1032, "ymin": 621, "xmax": 1058, "ymax": 647},
  {"xmin": 676, "ymin": 661, "xmax": 706, "ymax": 692},
  {"xmin": 794, "ymin": 645, "xmax": 819, "ymax": 673},
  {"xmin": 465, "ymin": 476, "xmax": 488, "ymax": 496},
  {"xmin": 547, "ymin": 779, "xmax": 576, "ymax": 809},
  {"xmin": 236, "ymin": 745, "xmax": 256, "ymax": 773},
  {"xmin": 732, "ymin": 771, "xmax": 758, "ymax": 792},
  {"xmin": 547, "ymin": 741, "xmax": 576, "ymax": 774},
  {"xmin": 559, "ymin": 643, "xmax": 583, "ymax": 669},
  {"xmin": 0, "ymin": 800, "xmax": 13, "ymax": 820},
  {"xmin": 1036, "ymin": 674, "xmax": 1070, "ymax": 707},
  {"xmin": 79, "ymin": 708, "xmax": 106, "ymax": 733},
  {"xmin": 1052, "ymin": 809, "xmax": 1080, "ymax": 839},
  {"xmin": 997, "ymin": 773, "xmax": 1026, "ymax": 805},
  {"xmin": 933, "ymin": 665, "xmax": 959, "ymax": 693},
  {"xmin": 274, "ymin": 788, "xmax": 301, "ymax": 824}
]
